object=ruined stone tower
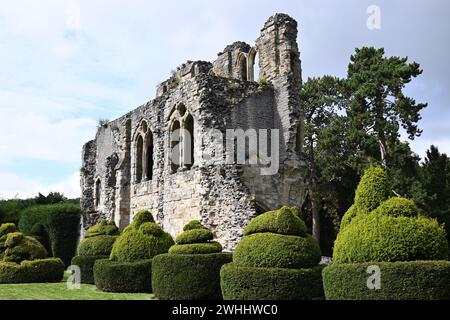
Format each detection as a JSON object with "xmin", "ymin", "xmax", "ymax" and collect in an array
[{"xmin": 80, "ymin": 14, "xmax": 307, "ymax": 251}]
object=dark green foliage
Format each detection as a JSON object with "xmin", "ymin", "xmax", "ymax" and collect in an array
[
  {"xmin": 2, "ymin": 232, "xmax": 48, "ymax": 264},
  {"xmin": 169, "ymin": 242, "xmax": 223, "ymax": 255},
  {"xmin": 30, "ymin": 223, "xmax": 52, "ymax": 254},
  {"xmin": 353, "ymin": 166, "xmax": 390, "ymax": 212},
  {"xmin": 322, "ymin": 261, "xmax": 450, "ymax": 300},
  {"xmin": 84, "ymin": 220, "xmax": 119, "ymax": 238},
  {"xmin": 152, "ymin": 253, "xmax": 232, "ymax": 300},
  {"xmin": 93, "ymin": 259, "xmax": 152, "ymax": 293},
  {"xmin": 71, "ymin": 255, "xmax": 109, "ymax": 284},
  {"xmin": 333, "ymin": 214, "xmax": 449, "ymax": 264},
  {"xmin": 176, "ymin": 229, "xmax": 213, "ymax": 245},
  {"xmin": 220, "ymin": 263, "xmax": 324, "ymax": 300},
  {"xmin": 19, "ymin": 204, "xmax": 81, "ymax": 266},
  {"xmin": 110, "ymin": 221, "xmax": 173, "ymax": 263},
  {"xmin": 0, "ymin": 201, "xmax": 21, "ymax": 225},
  {"xmin": 233, "ymin": 233, "xmax": 321, "ymax": 269},
  {"xmin": 78, "ymin": 235, "xmax": 117, "ymax": 256},
  {"xmin": 132, "ymin": 210, "xmax": 155, "ymax": 228},
  {"xmin": 372, "ymin": 197, "xmax": 421, "ymax": 218},
  {"xmin": 0, "ymin": 258, "xmax": 65, "ymax": 284},
  {"xmin": 244, "ymin": 206, "xmax": 307, "ymax": 237},
  {"xmin": 183, "ymin": 220, "xmax": 208, "ymax": 231}
]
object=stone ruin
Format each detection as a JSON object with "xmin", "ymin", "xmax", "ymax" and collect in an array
[{"xmin": 80, "ymin": 13, "xmax": 308, "ymax": 251}]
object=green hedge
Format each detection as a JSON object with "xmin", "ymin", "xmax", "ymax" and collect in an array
[
  {"xmin": 93, "ymin": 259, "xmax": 152, "ymax": 293},
  {"xmin": 183, "ymin": 220, "xmax": 208, "ymax": 231},
  {"xmin": 0, "ymin": 258, "xmax": 65, "ymax": 284},
  {"xmin": 244, "ymin": 206, "xmax": 307, "ymax": 237},
  {"xmin": 19, "ymin": 204, "xmax": 81, "ymax": 266},
  {"xmin": 220, "ymin": 263, "xmax": 324, "ymax": 300},
  {"xmin": 152, "ymin": 253, "xmax": 232, "ymax": 300},
  {"xmin": 77, "ymin": 235, "xmax": 117, "ymax": 256},
  {"xmin": 333, "ymin": 214, "xmax": 449, "ymax": 263},
  {"xmin": 233, "ymin": 233, "xmax": 321, "ymax": 269},
  {"xmin": 71, "ymin": 255, "xmax": 109, "ymax": 284},
  {"xmin": 322, "ymin": 261, "xmax": 450, "ymax": 300}
]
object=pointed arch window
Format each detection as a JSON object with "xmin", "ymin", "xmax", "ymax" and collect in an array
[
  {"xmin": 169, "ymin": 103, "xmax": 195, "ymax": 173},
  {"xmin": 136, "ymin": 135, "xmax": 144, "ymax": 183}
]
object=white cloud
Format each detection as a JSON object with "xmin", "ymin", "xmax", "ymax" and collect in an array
[{"xmin": 0, "ymin": 171, "xmax": 80, "ymax": 200}]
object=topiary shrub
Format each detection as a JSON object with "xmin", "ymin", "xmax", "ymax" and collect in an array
[
  {"xmin": 0, "ymin": 258, "xmax": 65, "ymax": 284},
  {"xmin": 221, "ymin": 263, "xmax": 324, "ymax": 300},
  {"xmin": 323, "ymin": 261, "xmax": 450, "ymax": 300},
  {"xmin": 325, "ymin": 167, "xmax": 450, "ymax": 300},
  {"xmin": 244, "ymin": 206, "xmax": 307, "ymax": 237},
  {"xmin": 353, "ymin": 166, "xmax": 390, "ymax": 212},
  {"xmin": 94, "ymin": 259, "xmax": 153, "ymax": 293},
  {"xmin": 84, "ymin": 220, "xmax": 119, "ymax": 238},
  {"xmin": 0, "ymin": 223, "xmax": 65, "ymax": 284},
  {"xmin": 371, "ymin": 197, "xmax": 421, "ymax": 218},
  {"xmin": 71, "ymin": 220, "xmax": 120, "ymax": 284},
  {"xmin": 71, "ymin": 255, "xmax": 109, "ymax": 284},
  {"xmin": 152, "ymin": 221, "xmax": 231, "ymax": 300},
  {"xmin": 19, "ymin": 204, "xmax": 81, "ymax": 266},
  {"xmin": 220, "ymin": 206, "xmax": 324, "ymax": 300},
  {"xmin": 334, "ymin": 214, "xmax": 448, "ymax": 264},
  {"xmin": 2, "ymin": 232, "xmax": 48, "ymax": 263},
  {"xmin": 94, "ymin": 211, "xmax": 173, "ymax": 293}
]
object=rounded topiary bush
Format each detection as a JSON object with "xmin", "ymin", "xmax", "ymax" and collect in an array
[
  {"xmin": 333, "ymin": 214, "xmax": 448, "ymax": 264},
  {"xmin": 220, "ymin": 206, "xmax": 324, "ymax": 300},
  {"xmin": 93, "ymin": 211, "xmax": 174, "ymax": 293},
  {"xmin": 110, "ymin": 222, "xmax": 174, "ymax": 262},
  {"xmin": 71, "ymin": 220, "xmax": 120, "ymax": 284},
  {"xmin": 353, "ymin": 166, "xmax": 390, "ymax": 212},
  {"xmin": 152, "ymin": 220, "xmax": 232, "ymax": 300},
  {"xmin": 233, "ymin": 233, "xmax": 320, "ymax": 269},
  {"xmin": 371, "ymin": 197, "xmax": 421, "ymax": 218},
  {"xmin": 325, "ymin": 166, "xmax": 450, "ymax": 300},
  {"xmin": 0, "ymin": 223, "xmax": 65, "ymax": 284}
]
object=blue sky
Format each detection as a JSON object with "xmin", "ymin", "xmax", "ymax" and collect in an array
[{"xmin": 0, "ymin": 0, "xmax": 449, "ymax": 199}]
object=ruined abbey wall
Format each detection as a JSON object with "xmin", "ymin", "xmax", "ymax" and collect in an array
[{"xmin": 80, "ymin": 13, "xmax": 307, "ymax": 251}]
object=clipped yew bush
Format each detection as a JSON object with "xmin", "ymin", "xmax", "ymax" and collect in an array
[
  {"xmin": 0, "ymin": 223, "xmax": 65, "ymax": 284},
  {"xmin": 340, "ymin": 166, "xmax": 390, "ymax": 230},
  {"xmin": 152, "ymin": 220, "xmax": 232, "ymax": 300},
  {"xmin": 94, "ymin": 210, "xmax": 174, "ymax": 293},
  {"xmin": 19, "ymin": 203, "xmax": 81, "ymax": 266},
  {"xmin": 71, "ymin": 220, "xmax": 120, "ymax": 284},
  {"xmin": 324, "ymin": 166, "xmax": 450, "ymax": 300},
  {"xmin": 220, "ymin": 206, "xmax": 324, "ymax": 300}
]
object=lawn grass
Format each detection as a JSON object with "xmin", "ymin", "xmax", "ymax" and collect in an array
[{"xmin": 0, "ymin": 273, "xmax": 155, "ymax": 300}]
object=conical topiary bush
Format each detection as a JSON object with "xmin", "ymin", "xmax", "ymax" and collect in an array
[
  {"xmin": 220, "ymin": 206, "xmax": 324, "ymax": 300},
  {"xmin": 323, "ymin": 166, "xmax": 450, "ymax": 300},
  {"xmin": 152, "ymin": 220, "xmax": 232, "ymax": 300},
  {"xmin": 71, "ymin": 220, "xmax": 120, "ymax": 284},
  {"xmin": 93, "ymin": 210, "xmax": 174, "ymax": 293}
]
